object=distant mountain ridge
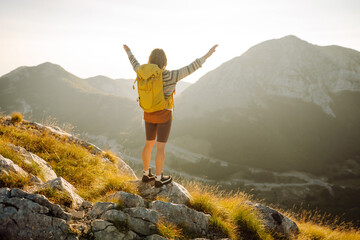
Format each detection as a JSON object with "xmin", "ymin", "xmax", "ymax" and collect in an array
[
  {"xmin": 178, "ymin": 35, "xmax": 360, "ymax": 118},
  {"xmin": 0, "ymin": 62, "xmax": 140, "ymax": 141},
  {"xmin": 172, "ymin": 35, "xmax": 360, "ymax": 174},
  {"xmin": 86, "ymin": 75, "xmax": 191, "ymax": 100}
]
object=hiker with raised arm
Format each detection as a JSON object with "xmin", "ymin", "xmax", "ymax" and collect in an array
[{"xmin": 123, "ymin": 44, "xmax": 218, "ymax": 187}]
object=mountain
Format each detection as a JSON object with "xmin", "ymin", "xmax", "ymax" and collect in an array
[
  {"xmin": 0, "ymin": 62, "xmax": 140, "ymax": 140},
  {"xmin": 171, "ymin": 35, "xmax": 360, "ymax": 174},
  {"xmin": 177, "ymin": 35, "xmax": 360, "ymax": 117}
]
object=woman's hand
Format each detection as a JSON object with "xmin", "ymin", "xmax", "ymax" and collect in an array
[
  {"xmin": 205, "ymin": 44, "xmax": 218, "ymax": 59},
  {"xmin": 123, "ymin": 44, "xmax": 130, "ymax": 53}
]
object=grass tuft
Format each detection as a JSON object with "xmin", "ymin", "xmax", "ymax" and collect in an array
[
  {"xmin": 157, "ymin": 219, "xmax": 183, "ymax": 240},
  {"xmin": 231, "ymin": 203, "xmax": 272, "ymax": 240},
  {"xmin": 35, "ymin": 187, "xmax": 73, "ymax": 207},
  {"xmin": 102, "ymin": 150, "xmax": 118, "ymax": 164},
  {"xmin": 0, "ymin": 172, "xmax": 30, "ymax": 188},
  {"xmin": 210, "ymin": 215, "xmax": 237, "ymax": 239},
  {"xmin": 10, "ymin": 112, "xmax": 23, "ymax": 123},
  {"xmin": 81, "ymin": 174, "xmax": 138, "ymax": 202}
]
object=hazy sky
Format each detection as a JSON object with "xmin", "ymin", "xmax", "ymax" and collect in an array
[{"xmin": 1, "ymin": 0, "xmax": 360, "ymax": 83}]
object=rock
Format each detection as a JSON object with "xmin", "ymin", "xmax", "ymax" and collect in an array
[
  {"xmin": 68, "ymin": 208, "xmax": 85, "ymax": 219},
  {"xmin": 8, "ymin": 143, "xmax": 57, "ymax": 181},
  {"xmin": 246, "ymin": 201, "xmax": 299, "ymax": 239},
  {"xmin": 91, "ymin": 219, "xmax": 114, "ymax": 231},
  {"xmin": 70, "ymin": 222, "xmax": 90, "ymax": 237},
  {"xmin": 146, "ymin": 234, "xmax": 169, "ymax": 240},
  {"xmin": 91, "ymin": 219, "xmax": 137, "ymax": 240},
  {"xmin": 150, "ymin": 200, "xmax": 210, "ymax": 236},
  {"xmin": 0, "ymin": 154, "xmax": 29, "ymax": 177},
  {"xmin": 101, "ymin": 209, "xmax": 128, "ymax": 223},
  {"xmin": 92, "ymin": 219, "xmax": 125, "ymax": 240},
  {"xmin": 124, "ymin": 230, "xmax": 138, "ymax": 240},
  {"xmin": 0, "ymin": 154, "xmax": 43, "ymax": 185},
  {"xmin": 106, "ymin": 191, "xmax": 146, "ymax": 208},
  {"xmin": 0, "ymin": 187, "xmax": 76, "ymax": 240},
  {"xmin": 117, "ymin": 158, "xmax": 137, "ymax": 179},
  {"xmin": 40, "ymin": 177, "xmax": 84, "ymax": 209},
  {"xmin": 134, "ymin": 180, "xmax": 192, "ymax": 205},
  {"xmin": 87, "ymin": 201, "xmax": 117, "ymax": 219},
  {"xmin": 124, "ymin": 207, "xmax": 160, "ymax": 236},
  {"xmin": 80, "ymin": 200, "xmax": 93, "ymax": 210},
  {"xmin": 10, "ymin": 188, "xmax": 71, "ymax": 221}
]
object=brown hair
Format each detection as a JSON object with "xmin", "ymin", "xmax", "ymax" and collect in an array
[{"xmin": 148, "ymin": 48, "xmax": 167, "ymax": 69}]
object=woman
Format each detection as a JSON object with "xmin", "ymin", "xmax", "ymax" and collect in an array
[{"xmin": 123, "ymin": 44, "xmax": 218, "ymax": 187}]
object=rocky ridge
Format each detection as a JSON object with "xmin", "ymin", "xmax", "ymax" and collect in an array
[{"xmin": 0, "ymin": 116, "xmax": 299, "ymax": 239}]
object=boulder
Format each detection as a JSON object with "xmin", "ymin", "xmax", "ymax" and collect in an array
[
  {"xmin": 91, "ymin": 219, "xmax": 137, "ymax": 240},
  {"xmin": 134, "ymin": 180, "xmax": 192, "ymax": 205},
  {"xmin": 101, "ymin": 209, "xmax": 128, "ymax": 223},
  {"xmin": 92, "ymin": 219, "xmax": 126, "ymax": 240},
  {"xmin": 0, "ymin": 187, "xmax": 75, "ymax": 240},
  {"xmin": 106, "ymin": 191, "xmax": 146, "ymax": 208},
  {"xmin": 0, "ymin": 154, "xmax": 29, "ymax": 177},
  {"xmin": 40, "ymin": 177, "xmax": 84, "ymax": 209},
  {"xmin": 0, "ymin": 154, "xmax": 43, "ymax": 185},
  {"xmin": 150, "ymin": 200, "xmax": 210, "ymax": 236},
  {"xmin": 124, "ymin": 207, "xmax": 160, "ymax": 236},
  {"xmin": 8, "ymin": 143, "xmax": 57, "ymax": 181},
  {"xmin": 87, "ymin": 201, "xmax": 117, "ymax": 219},
  {"xmin": 246, "ymin": 201, "xmax": 299, "ymax": 239},
  {"xmin": 146, "ymin": 234, "xmax": 169, "ymax": 240},
  {"xmin": 117, "ymin": 159, "xmax": 137, "ymax": 179}
]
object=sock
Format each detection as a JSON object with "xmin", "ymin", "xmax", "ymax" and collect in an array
[
  {"xmin": 156, "ymin": 175, "xmax": 161, "ymax": 181},
  {"xmin": 143, "ymin": 169, "xmax": 149, "ymax": 176}
]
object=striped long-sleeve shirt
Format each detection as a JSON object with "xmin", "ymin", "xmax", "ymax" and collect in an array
[{"xmin": 127, "ymin": 50, "xmax": 206, "ymax": 98}]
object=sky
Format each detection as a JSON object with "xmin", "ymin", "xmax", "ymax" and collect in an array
[{"xmin": 1, "ymin": 0, "xmax": 360, "ymax": 83}]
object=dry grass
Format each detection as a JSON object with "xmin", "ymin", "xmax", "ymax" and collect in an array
[
  {"xmin": 297, "ymin": 222, "xmax": 360, "ymax": 240},
  {"xmin": 0, "ymin": 117, "xmax": 137, "ymax": 203},
  {"xmin": 182, "ymin": 180, "xmax": 273, "ymax": 240},
  {"xmin": 0, "ymin": 172, "xmax": 31, "ymax": 188},
  {"xmin": 34, "ymin": 187, "xmax": 73, "ymax": 207},
  {"xmin": 1, "ymin": 114, "xmax": 360, "ymax": 240},
  {"xmin": 102, "ymin": 150, "xmax": 119, "ymax": 164},
  {"xmin": 10, "ymin": 112, "xmax": 23, "ymax": 123},
  {"xmin": 280, "ymin": 207, "xmax": 360, "ymax": 240},
  {"xmin": 0, "ymin": 138, "xmax": 44, "ymax": 181},
  {"xmin": 157, "ymin": 219, "xmax": 183, "ymax": 240}
]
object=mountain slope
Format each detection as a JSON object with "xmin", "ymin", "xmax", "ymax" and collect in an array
[
  {"xmin": 172, "ymin": 35, "xmax": 360, "ymax": 174},
  {"xmin": 0, "ymin": 62, "xmax": 140, "ymax": 140},
  {"xmin": 177, "ymin": 35, "xmax": 360, "ymax": 117}
]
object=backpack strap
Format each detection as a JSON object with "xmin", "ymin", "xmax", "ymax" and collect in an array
[{"xmin": 132, "ymin": 78, "xmax": 137, "ymax": 90}]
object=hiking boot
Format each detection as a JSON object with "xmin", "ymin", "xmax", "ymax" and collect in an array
[
  {"xmin": 155, "ymin": 173, "xmax": 173, "ymax": 188},
  {"xmin": 142, "ymin": 168, "xmax": 155, "ymax": 183}
]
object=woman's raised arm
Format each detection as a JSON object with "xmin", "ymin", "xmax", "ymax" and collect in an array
[
  {"xmin": 171, "ymin": 44, "xmax": 219, "ymax": 83},
  {"xmin": 123, "ymin": 44, "xmax": 140, "ymax": 72}
]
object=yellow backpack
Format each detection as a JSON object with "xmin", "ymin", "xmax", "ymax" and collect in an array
[{"xmin": 133, "ymin": 64, "xmax": 173, "ymax": 113}]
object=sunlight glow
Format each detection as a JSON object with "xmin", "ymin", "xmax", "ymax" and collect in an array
[{"xmin": 1, "ymin": 0, "xmax": 359, "ymax": 83}]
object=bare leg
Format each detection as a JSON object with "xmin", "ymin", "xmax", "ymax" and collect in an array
[
  {"xmin": 155, "ymin": 141, "xmax": 166, "ymax": 175},
  {"xmin": 142, "ymin": 140, "xmax": 155, "ymax": 171}
]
